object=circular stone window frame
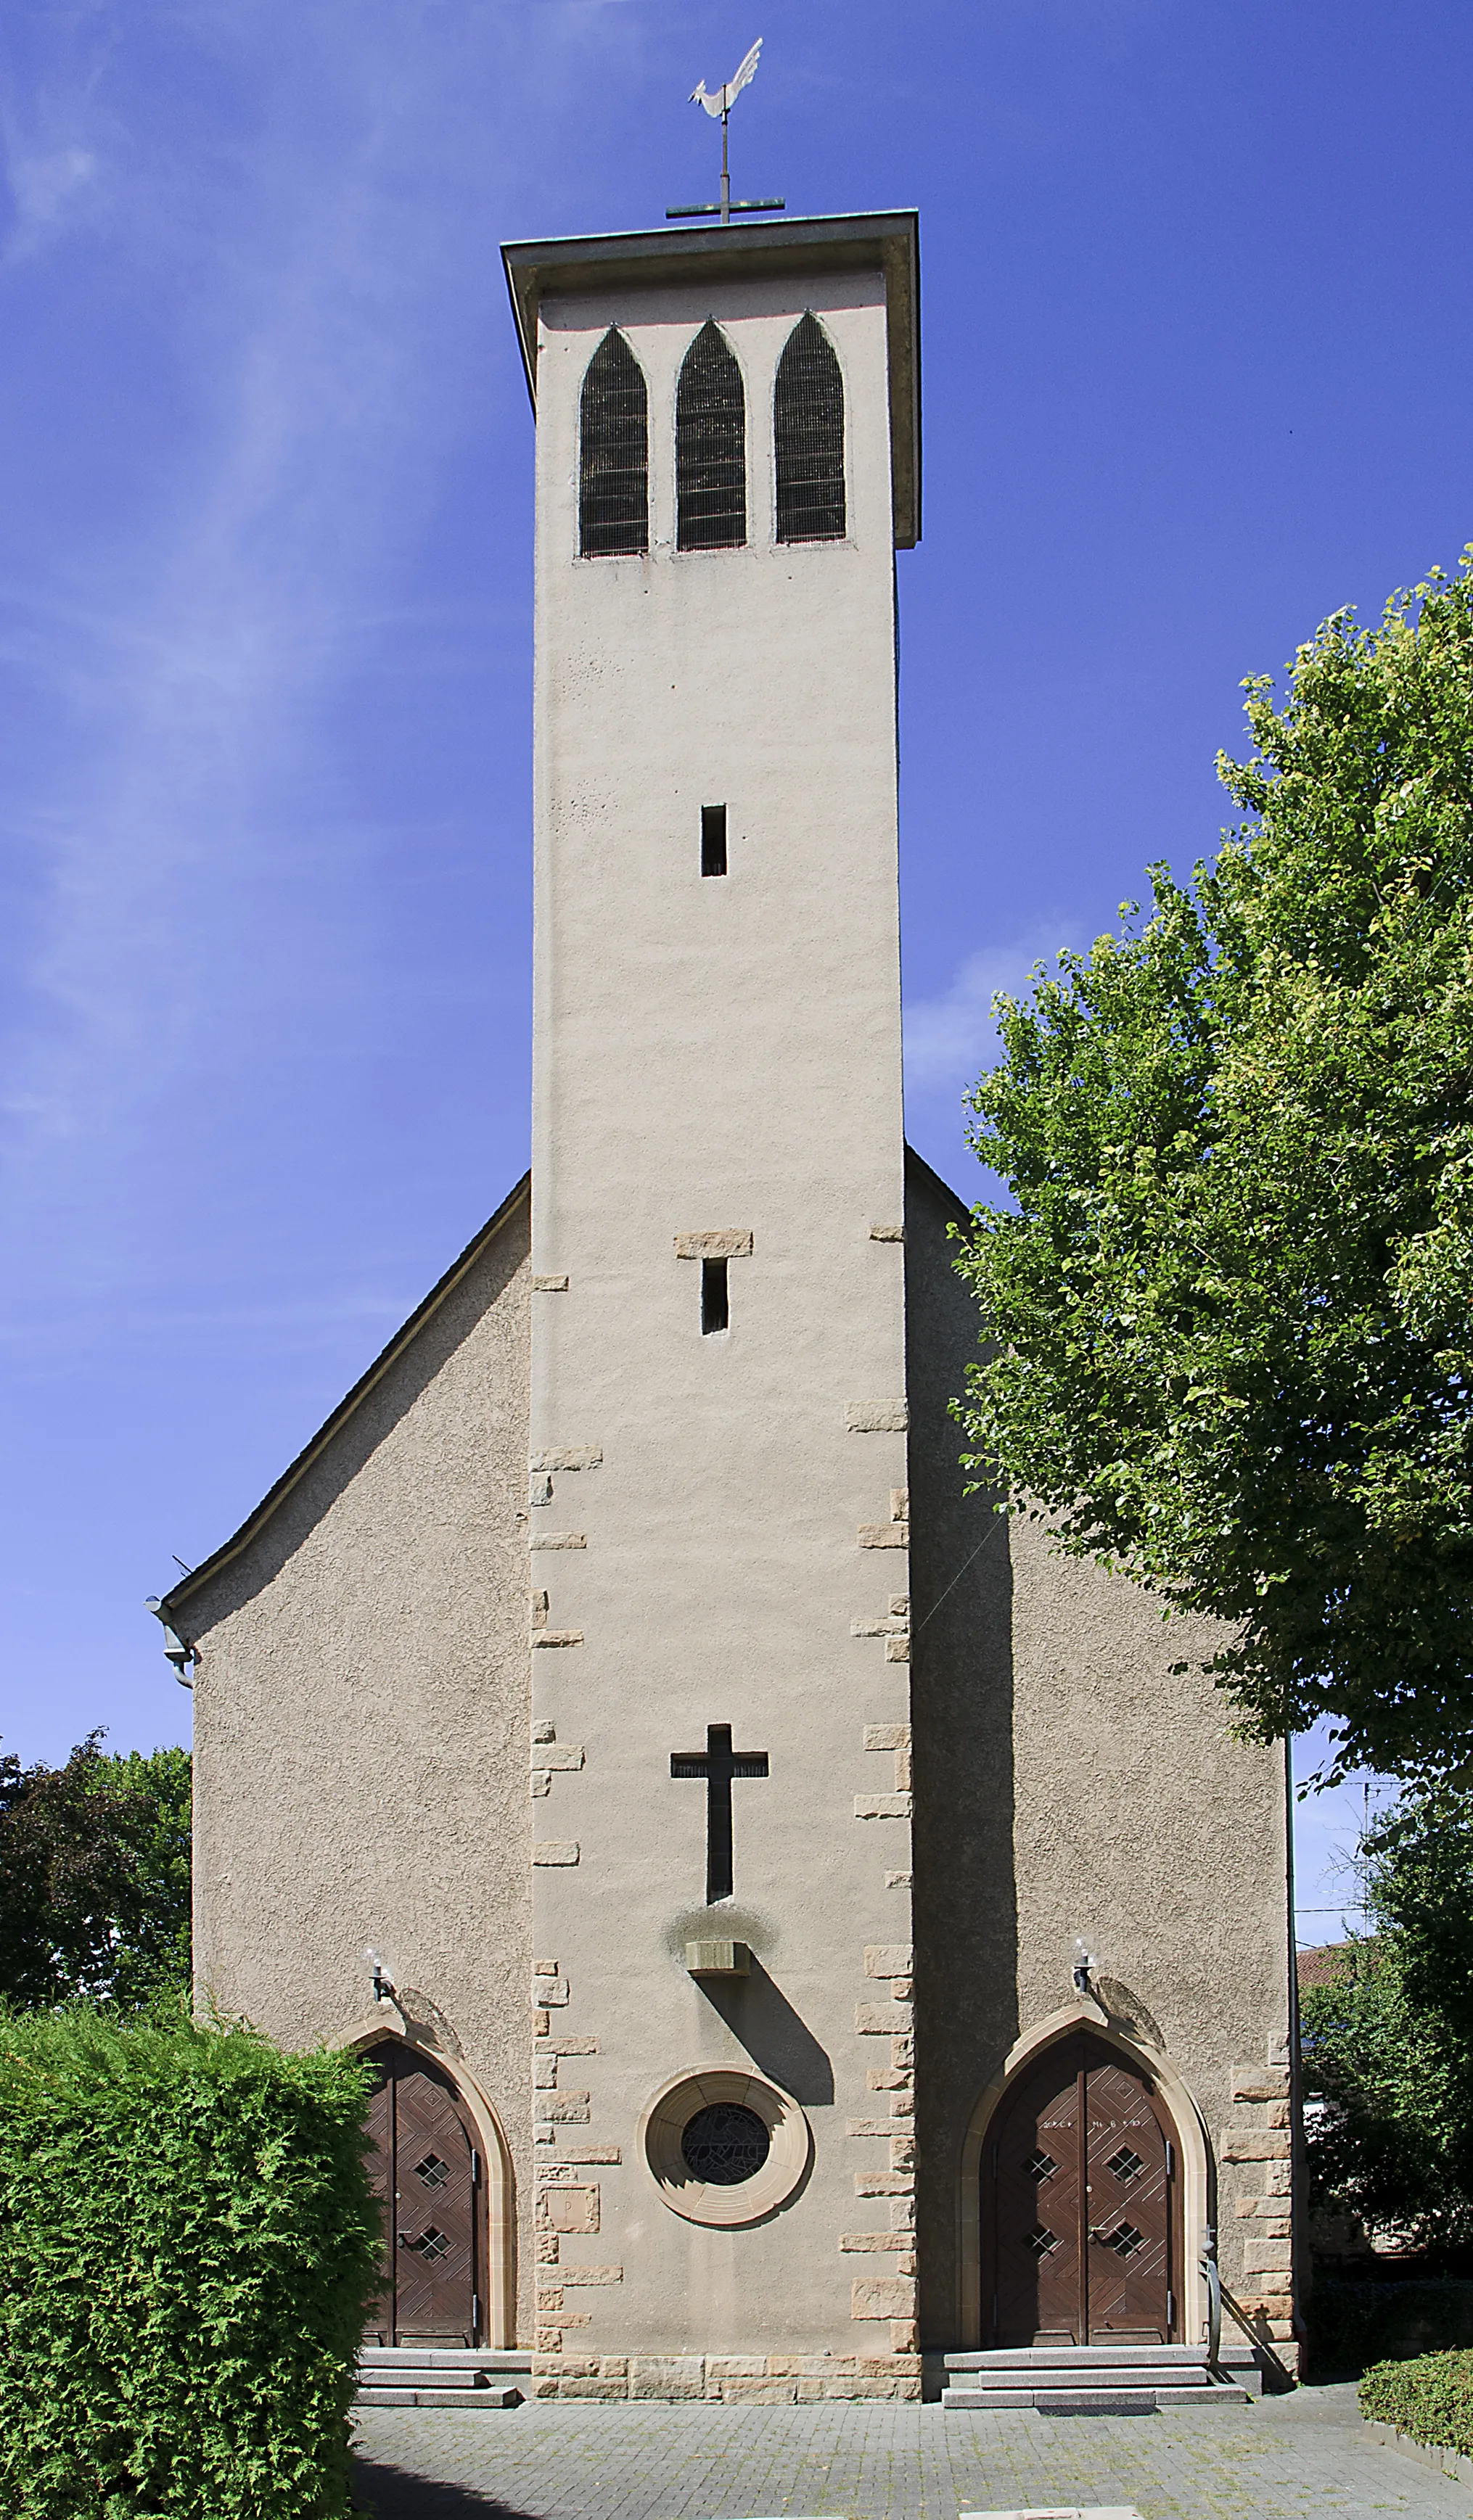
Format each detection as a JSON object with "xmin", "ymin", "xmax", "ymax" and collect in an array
[{"xmin": 639, "ymin": 2067, "xmax": 812, "ymax": 2228}]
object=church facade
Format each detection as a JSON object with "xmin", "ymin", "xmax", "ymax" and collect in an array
[{"xmin": 162, "ymin": 210, "xmax": 1300, "ymax": 2400}]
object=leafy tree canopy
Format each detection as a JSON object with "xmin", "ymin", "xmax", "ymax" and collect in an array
[
  {"xmin": 956, "ymin": 554, "xmax": 1473, "ymax": 1782},
  {"xmin": 1302, "ymin": 1786, "xmax": 1473, "ymax": 2258},
  {"xmin": 0, "ymin": 1732, "xmax": 191, "ymax": 2010}
]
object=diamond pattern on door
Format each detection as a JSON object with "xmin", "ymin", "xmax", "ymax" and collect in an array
[
  {"xmin": 990, "ymin": 2041, "xmax": 1083, "ymax": 2345},
  {"xmin": 984, "ymin": 2034, "xmax": 1179, "ymax": 2347},
  {"xmin": 1084, "ymin": 2052, "xmax": 1173, "ymax": 2340},
  {"xmin": 361, "ymin": 2041, "xmax": 482, "ymax": 2347}
]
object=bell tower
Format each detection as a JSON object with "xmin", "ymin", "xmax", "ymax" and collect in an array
[{"xmin": 501, "ymin": 212, "xmax": 922, "ymax": 2387}]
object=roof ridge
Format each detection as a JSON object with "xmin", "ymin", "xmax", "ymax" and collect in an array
[{"xmin": 162, "ymin": 1172, "xmax": 530, "ymax": 1622}]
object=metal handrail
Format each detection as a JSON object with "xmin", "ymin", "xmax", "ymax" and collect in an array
[
  {"xmin": 1201, "ymin": 2227, "xmax": 1296, "ymax": 2391},
  {"xmin": 1200, "ymin": 2227, "xmax": 1223, "ymax": 2366}
]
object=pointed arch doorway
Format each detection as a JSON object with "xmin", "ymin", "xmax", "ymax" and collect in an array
[
  {"xmin": 362, "ymin": 2040, "xmax": 488, "ymax": 2348},
  {"xmin": 982, "ymin": 2030, "xmax": 1183, "ymax": 2347}
]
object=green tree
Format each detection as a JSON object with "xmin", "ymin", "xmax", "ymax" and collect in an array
[
  {"xmin": 1303, "ymin": 1787, "xmax": 1473, "ymax": 2257},
  {"xmin": 0, "ymin": 1734, "xmax": 192, "ymax": 2009},
  {"xmin": 956, "ymin": 554, "xmax": 1473, "ymax": 1782}
]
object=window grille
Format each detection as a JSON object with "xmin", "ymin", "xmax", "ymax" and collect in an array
[
  {"xmin": 579, "ymin": 329, "xmax": 648, "ymax": 558},
  {"xmin": 774, "ymin": 312, "xmax": 845, "ymax": 543},
  {"xmin": 676, "ymin": 321, "xmax": 747, "ymax": 551}
]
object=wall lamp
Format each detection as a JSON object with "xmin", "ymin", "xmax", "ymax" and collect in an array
[
  {"xmin": 1072, "ymin": 1937, "xmax": 1102, "ymax": 1998},
  {"xmin": 145, "ymin": 1597, "xmax": 197, "ymax": 1685},
  {"xmin": 366, "ymin": 1947, "xmax": 397, "ymax": 2006}
]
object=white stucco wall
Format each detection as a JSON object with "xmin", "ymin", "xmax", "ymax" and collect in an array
[
  {"xmin": 184, "ymin": 1196, "xmax": 535, "ymax": 2339},
  {"xmin": 526, "ymin": 260, "xmax": 916, "ymax": 2363}
]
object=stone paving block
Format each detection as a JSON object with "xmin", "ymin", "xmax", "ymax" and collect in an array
[{"xmin": 352, "ymin": 2379, "xmax": 1473, "ymax": 2519}]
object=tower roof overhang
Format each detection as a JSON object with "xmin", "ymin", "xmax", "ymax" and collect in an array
[{"xmin": 501, "ymin": 210, "xmax": 921, "ymax": 548}]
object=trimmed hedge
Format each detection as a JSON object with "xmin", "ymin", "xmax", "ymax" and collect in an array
[
  {"xmin": 1314, "ymin": 2277, "xmax": 1473, "ymax": 2373},
  {"xmin": 1361, "ymin": 2347, "xmax": 1473, "ymax": 2458},
  {"xmin": 0, "ymin": 2004, "xmax": 379, "ymax": 2520}
]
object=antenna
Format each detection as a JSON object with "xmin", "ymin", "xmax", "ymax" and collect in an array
[{"xmin": 668, "ymin": 38, "xmax": 784, "ymax": 226}]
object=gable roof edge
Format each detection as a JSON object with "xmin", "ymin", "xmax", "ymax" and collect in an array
[
  {"xmin": 161, "ymin": 1172, "xmax": 530, "ymax": 1626},
  {"xmin": 903, "ymin": 1140, "xmax": 975, "ymax": 1233}
]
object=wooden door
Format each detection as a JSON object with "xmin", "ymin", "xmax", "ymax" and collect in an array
[
  {"xmin": 982, "ymin": 2034, "xmax": 1180, "ymax": 2347},
  {"xmin": 362, "ymin": 2042, "xmax": 483, "ymax": 2347}
]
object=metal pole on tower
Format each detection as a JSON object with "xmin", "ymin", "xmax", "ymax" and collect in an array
[{"xmin": 721, "ymin": 104, "xmax": 731, "ymax": 223}]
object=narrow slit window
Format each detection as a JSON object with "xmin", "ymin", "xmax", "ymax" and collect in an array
[
  {"xmin": 676, "ymin": 322, "xmax": 747, "ymax": 551},
  {"xmin": 701, "ymin": 804, "xmax": 728, "ymax": 877},
  {"xmin": 701, "ymin": 1257, "xmax": 729, "ymax": 1335},
  {"xmin": 774, "ymin": 312, "xmax": 845, "ymax": 543},
  {"xmin": 579, "ymin": 328, "xmax": 649, "ymax": 557}
]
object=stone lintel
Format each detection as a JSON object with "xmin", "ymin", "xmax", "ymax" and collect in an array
[{"xmin": 673, "ymin": 1230, "xmax": 752, "ymax": 1259}]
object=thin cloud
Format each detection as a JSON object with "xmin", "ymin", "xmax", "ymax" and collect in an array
[
  {"xmin": 903, "ymin": 922, "xmax": 1083, "ymax": 1095},
  {"xmin": 0, "ymin": 1, "xmax": 609, "ymax": 1201},
  {"xmin": 1, "ymin": 143, "xmax": 101, "ymax": 264}
]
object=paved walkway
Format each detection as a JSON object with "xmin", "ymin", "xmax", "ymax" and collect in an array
[{"xmin": 352, "ymin": 2383, "xmax": 1468, "ymax": 2519}]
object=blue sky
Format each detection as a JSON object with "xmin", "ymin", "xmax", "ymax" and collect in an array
[{"xmin": 3, "ymin": 1, "xmax": 1470, "ymax": 1938}]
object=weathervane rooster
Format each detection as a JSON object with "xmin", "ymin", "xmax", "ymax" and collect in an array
[
  {"xmin": 668, "ymin": 38, "xmax": 783, "ymax": 227},
  {"xmin": 691, "ymin": 36, "xmax": 763, "ymax": 125}
]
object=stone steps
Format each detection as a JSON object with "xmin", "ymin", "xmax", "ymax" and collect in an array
[
  {"xmin": 942, "ymin": 2344, "xmax": 1252, "ymax": 2413},
  {"xmin": 357, "ymin": 2347, "xmax": 530, "ymax": 2410}
]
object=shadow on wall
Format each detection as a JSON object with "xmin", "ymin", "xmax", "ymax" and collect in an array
[
  {"xmin": 697, "ymin": 1959, "xmax": 835, "ymax": 2105},
  {"xmin": 904, "ymin": 1148, "xmax": 1020, "ymax": 2350},
  {"xmin": 353, "ymin": 2462, "xmax": 542, "ymax": 2520}
]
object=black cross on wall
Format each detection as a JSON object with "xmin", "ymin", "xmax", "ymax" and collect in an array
[{"xmin": 670, "ymin": 1722, "xmax": 769, "ymax": 1903}]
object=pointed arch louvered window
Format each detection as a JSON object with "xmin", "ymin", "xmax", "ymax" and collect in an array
[
  {"xmin": 676, "ymin": 321, "xmax": 747, "ymax": 552},
  {"xmin": 774, "ymin": 313, "xmax": 845, "ymax": 544},
  {"xmin": 579, "ymin": 329, "xmax": 649, "ymax": 558}
]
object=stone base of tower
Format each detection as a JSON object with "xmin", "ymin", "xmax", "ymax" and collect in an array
[{"xmin": 530, "ymin": 2351, "xmax": 922, "ymax": 2402}]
